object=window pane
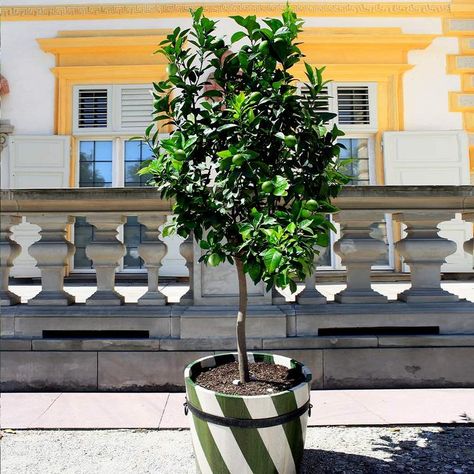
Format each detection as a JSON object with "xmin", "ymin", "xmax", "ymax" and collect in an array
[
  {"xmin": 74, "ymin": 223, "xmax": 93, "ymax": 246},
  {"xmin": 79, "ymin": 141, "xmax": 94, "ymax": 161},
  {"xmin": 337, "ymin": 138, "xmax": 370, "ymax": 185},
  {"xmin": 94, "ymin": 162, "xmax": 112, "ymax": 185},
  {"xmin": 125, "ymin": 162, "xmax": 141, "ymax": 186},
  {"xmin": 74, "ymin": 247, "xmax": 93, "ymax": 269},
  {"xmin": 95, "ymin": 141, "xmax": 113, "ymax": 161},
  {"xmin": 123, "ymin": 216, "xmax": 145, "ymax": 269},
  {"xmin": 125, "ymin": 140, "xmax": 141, "ymax": 161},
  {"xmin": 124, "ymin": 140, "xmax": 151, "ymax": 187},
  {"xmin": 317, "ymin": 246, "xmax": 331, "ymax": 267},
  {"xmin": 79, "ymin": 140, "xmax": 113, "ymax": 188},
  {"xmin": 79, "ymin": 162, "xmax": 94, "ymax": 186},
  {"xmin": 123, "ymin": 248, "xmax": 143, "ymax": 269},
  {"xmin": 370, "ymin": 220, "xmax": 389, "ymax": 266}
]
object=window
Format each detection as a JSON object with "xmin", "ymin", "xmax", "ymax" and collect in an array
[
  {"xmin": 79, "ymin": 141, "xmax": 113, "ymax": 187},
  {"xmin": 73, "ymin": 84, "xmax": 153, "ymax": 134},
  {"xmin": 72, "ymin": 84, "xmax": 157, "ymax": 272},
  {"xmin": 299, "ymin": 82, "xmax": 393, "ymax": 270}
]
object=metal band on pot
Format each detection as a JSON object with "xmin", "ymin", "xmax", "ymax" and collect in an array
[{"xmin": 185, "ymin": 398, "xmax": 312, "ymax": 428}]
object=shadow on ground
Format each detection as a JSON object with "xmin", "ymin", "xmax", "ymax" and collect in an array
[{"xmin": 301, "ymin": 426, "xmax": 474, "ymax": 473}]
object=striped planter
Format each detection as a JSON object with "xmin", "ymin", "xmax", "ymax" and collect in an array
[{"xmin": 184, "ymin": 352, "xmax": 312, "ymax": 474}]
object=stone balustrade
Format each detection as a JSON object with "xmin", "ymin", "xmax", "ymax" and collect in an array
[
  {"xmin": 1, "ymin": 186, "xmax": 474, "ymax": 392},
  {"xmin": 1, "ymin": 186, "xmax": 473, "ymax": 311}
]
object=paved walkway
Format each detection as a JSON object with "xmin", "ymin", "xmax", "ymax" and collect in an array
[{"xmin": 1, "ymin": 389, "xmax": 473, "ymax": 429}]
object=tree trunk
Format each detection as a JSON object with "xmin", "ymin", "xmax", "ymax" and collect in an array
[{"xmin": 235, "ymin": 257, "xmax": 250, "ymax": 383}]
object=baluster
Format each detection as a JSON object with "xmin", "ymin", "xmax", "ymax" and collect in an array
[
  {"xmin": 297, "ymin": 246, "xmax": 328, "ymax": 305},
  {"xmin": 85, "ymin": 213, "xmax": 126, "ymax": 305},
  {"xmin": 394, "ymin": 211, "xmax": 458, "ymax": 302},
  {"xmin": 137, "ymin": 213, "xmax": 168, "ymax": 305},
  {"xmin": 0, "ymin": 215, "xmax": 22, "ymax": 306},
  {"xmin": 179, "ymin": 235, "xmax": 194, "ymax": 305},
  {"xmin": 333, "ymin": 211, "xmax": 388, "ymax": 303},
  {"xmin": 27, "ymin": 214, "xmax": 75, "ymax": 305}
]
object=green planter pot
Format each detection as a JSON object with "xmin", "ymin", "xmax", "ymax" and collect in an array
[{"xmin": 184, "ymin": 352, "xmax": 312, "ymax": 474}]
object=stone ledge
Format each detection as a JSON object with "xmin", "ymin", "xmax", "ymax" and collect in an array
[
  {"xmin": 263, "ymin": 336, "xmax": 378, "ymax": 349},
  {"xmin": 14, "ymin": 317, "xmax": 171, "ymax": 338},
  {"xmin": 0, "ymin": 338, "xmax": 32, "ymax": 351},
  {"xmin": 378, "ymin": 335, "xmax": 474, "ymax": 347},
  {"xmin": 31, "ymin": 338, "xmax": 161, "ymax": 351},
  {"xmin": 160, "ymin": 337, "xmax": 263, "ymax": 351}
]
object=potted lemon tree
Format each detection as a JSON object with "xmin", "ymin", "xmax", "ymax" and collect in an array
[{"xmin": 140, "ymin": 6, "xmax": 348, "ymax": 473}]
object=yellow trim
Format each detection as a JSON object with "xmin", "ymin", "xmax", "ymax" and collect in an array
[
  {"xmin": 446, "ymin": 55, "xmax": 474, "ymax": 74},
  {"xmin": 461, "ymin": 75, "xmax": 474, "ymax": 92},
  {"xmin": 39, "ymin": 25, "xmax": 423, "ymax": 188},
  {"xmin": 449, "ymin": 92, "xmax": 474, "ymax": 112},
  {"xmin": 444, "ymin": 17, "xmax": 474, "ymax": 36},
  {"xmin": 2, "ymin": 2, "xmax": 452, "ymax": 21}
]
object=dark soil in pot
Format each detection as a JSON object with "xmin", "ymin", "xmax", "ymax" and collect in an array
[{"xmin": 195, "ymin": 361, "xmax": 305, "ymax": 396}]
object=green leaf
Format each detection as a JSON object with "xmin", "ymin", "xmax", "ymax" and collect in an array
[
  {"xmin": 272, "ymin": 175, "xmax": 289, "ymax": 196},
  {"xmin": 217, "ymin": 150, "xmax": 232, "ymax": 158},
  {"xmin": 263, "ymin": 248, "xmax": 282, "ymax": 273},
  {"xmin": 199, "ymin": 240, "xmax": 210, "ymax": 249},
  {"xmin": 231, "ymin": 31, "xmax": 246, "ymax": 43},
  {"xmin": 245, "ymin": 261, "xmax": 262, "ymax": 283},
  {"xmin": 217, "ymin": 123, "xmax": 239, "ymax": 132}
]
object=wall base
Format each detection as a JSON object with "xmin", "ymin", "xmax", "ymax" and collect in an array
[{"xmin": 1, "ymin": 336, "xmax": 473, "ymax": 391}]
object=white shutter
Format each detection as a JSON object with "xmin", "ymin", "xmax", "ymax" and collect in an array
[
  {"xmin": 9, "ymin": 135, "xmax": 71, "ymax": 277},
  {"xmin": 119, "ymin": 85, "xmax": 153, "ymax": 130},
  {"xmin": 76, "ymin": 88, "xmax": 109, "ymax": 130},
  {"xmin": 383, "ymin": 131, "xmax": 469, "ymax": 185},
  {"xmin": 383, "ymin": 131, "xmax": 472, "ymax": 272},
  {"xmin": 336, "ymin": 85, "xmax": 374, "ymax": 127},
  {"xmin": 10, "ymin": 135, "xmax": 71, "ymax": 189}
]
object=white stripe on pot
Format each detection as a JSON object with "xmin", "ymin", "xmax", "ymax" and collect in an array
[
  {"xmin": 198, "ymin": 392, "xmax": 253, "ymax": 473},
  {"xmin": 271, "ymin": 354, "xmax": 293, "ymax": 368},
  {"xmin": 244, "ymin": 398, "xmax": 297, "ymax": 473},
  {"xmin": 190, "ymin": 421, "xmax": 214, "ymax": 474}
]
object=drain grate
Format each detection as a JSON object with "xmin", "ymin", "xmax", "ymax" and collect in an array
[
  {"xmin": 42, "ymin": 330, "xmax": 150, "ymax": 339},
  {"xmin": 318, "ymin": 326, "xmax": 439, "ymax": 336}
]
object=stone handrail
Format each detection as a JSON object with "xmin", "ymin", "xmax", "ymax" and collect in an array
[{"xmin": 1, "ymin": 186, "xmax": 473, "ymax": 308}]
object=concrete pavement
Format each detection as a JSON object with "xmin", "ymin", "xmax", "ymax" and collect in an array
[{"xmin": 1, "ymin": 389, "xmax": 473, "ymax": 429}]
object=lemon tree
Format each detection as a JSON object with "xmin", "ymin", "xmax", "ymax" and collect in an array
[{"xmin": 140, "ymin": 6, "xmax": 349, "ymax": 382}]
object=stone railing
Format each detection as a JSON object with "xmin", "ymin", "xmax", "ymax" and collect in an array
[
  {"xmin": 1, "ymin": 186, "xmax": 473, "ymax": 310},
  {"xmin": 2, "ymin": 186, "xmax": 474, "ymax": 391}
]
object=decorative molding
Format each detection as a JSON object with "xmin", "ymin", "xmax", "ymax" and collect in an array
[{"xmin": 2, "ymin": 2, "xmax": 452, "ymax": 22}]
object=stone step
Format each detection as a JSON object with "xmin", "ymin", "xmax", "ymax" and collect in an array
[{"xmin": 1, "ymin": 345, "xmax": 474, "ymax": 391}]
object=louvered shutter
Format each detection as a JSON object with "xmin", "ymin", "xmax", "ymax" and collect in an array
[
  {"xmin": 120, "ymin": 86, "xmax": 153, "ymax": 130},
  {"xmin": 77, "ymin": 89, "xmax": 108, "ymax": 129},
  {"xmin": 336, "ymin": 86, "xmax": 371, "ymax": 125}
]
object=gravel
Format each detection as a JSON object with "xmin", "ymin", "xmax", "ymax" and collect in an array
[{"xmin": 1, "ymin": 426, "xmax": 473, "ymax": 473}]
